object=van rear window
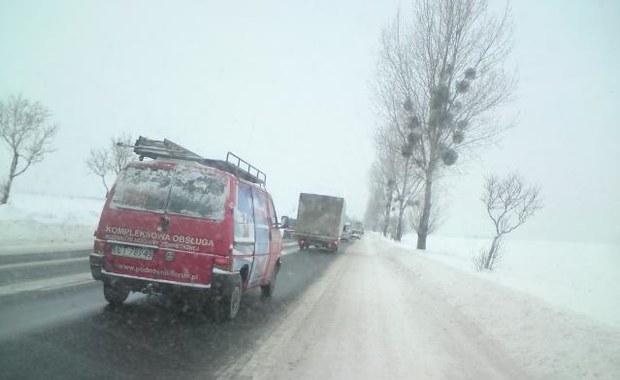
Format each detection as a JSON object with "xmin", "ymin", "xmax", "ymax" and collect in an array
[
  {"xmin": 111, "ymin": 164, "xmax": 228, "ymax": 221},
  {"xmin": 111, "ymin": 166, "xmax": 173, "ymax": 213},
  {"xmin": 168, "ymin": 165, "xmax": 228, "ymax": 220}
]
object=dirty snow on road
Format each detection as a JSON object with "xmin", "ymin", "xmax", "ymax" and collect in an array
[{"xmin": 219, "ymin": 234, "xmax": 620, "ymax": 380}]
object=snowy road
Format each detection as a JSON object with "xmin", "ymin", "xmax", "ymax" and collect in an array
[
  {"xmin": 0, "ymin": 244, "xmax": 328, "ymax": 380},
  {"xmin": 1, "ymin": 235, "xmax": 618, "ymax": 379},
  {"xmin": 218, "ymin": 235, "xmax": 620, "ymax": 380}
]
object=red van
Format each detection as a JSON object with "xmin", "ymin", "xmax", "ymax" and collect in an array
[{"xmin": 89, "ymin": 137, "xmax": 282, "ymax": 320}]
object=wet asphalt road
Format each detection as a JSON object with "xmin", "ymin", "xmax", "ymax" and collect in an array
[{"xmin": 0, "ymin": 247, "xmax": 342, "ymax": 380}]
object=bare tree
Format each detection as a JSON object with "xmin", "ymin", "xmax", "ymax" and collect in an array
[
  {"xmin": 367, "ymin": 157, "xmax": 396, "ymax": 237},
  {"xmin": 375, "ymin": 0, "xmax": 515, "ymax": 249},
  {"xmin": 480, "ymin": 173, "xmax": 542, "ymax": 270},
  {"xmin": 409, "ymin": 198, "xmax": 442, "ymax": 236},
  {"xmin": 109, "ymin": 133, "xmax": 135, "ymax": 174},
  {"xmin": 369, "ymin": 132, "xmax": 424, "ymax": 241},
  {"xmin": 363, "ymin": 182, "xmax": 386, "ymax": 232},
  {"xmin": 383, "ymin": 178, "xmax": 395, "ymax": 237},
  {"xmin": 86, "ymin": 134, "xmax": 135, "ymax": 194},
  {"xmin": 0, "ymin": 95, "xmax": 58, "ymax": 204},
  {"xmin": 86, "ymin": 149, "xmax": 112, "ymax": 193},
  {"xmin": 393, "ymin": 169, "xmax": 423, "ymax": 241}
]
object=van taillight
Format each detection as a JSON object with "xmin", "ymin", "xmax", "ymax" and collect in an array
[
  {"xmin": 214, "ymin": 255, "xmax": 232, "ymax": 271},
  {"xmin": 94, "ymin": 240, "xmax": 105, "ymax": 255},
  {"xmin": 214, "ymin": 256, "xmax": 230, "ymax": 266}
]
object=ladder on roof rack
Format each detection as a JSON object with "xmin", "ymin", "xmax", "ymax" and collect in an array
[
  {"xmin": 225, "ymin": 152, "xmax": 267, "ymax": 186},
  {"xmin": 131, "ymin": 136, "xmax": 267, "ymax": 186},
  {"xmin": 133, "ymin": 136, "xmax": 202, "ymax": 161}
]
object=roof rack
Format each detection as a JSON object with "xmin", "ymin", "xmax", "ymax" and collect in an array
[{"xmin": 131, "ymin": 136, "xmax": 266, "ymax": 186}]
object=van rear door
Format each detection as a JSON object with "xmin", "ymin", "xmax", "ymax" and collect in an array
[{"xmin": 100, "ymin": 161, "xmax": 232, "ymax": 287}]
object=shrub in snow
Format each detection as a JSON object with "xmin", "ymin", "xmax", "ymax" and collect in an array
[{"xmin": 480, "ymin": 173, "xmax": 543, "ymax": 270}]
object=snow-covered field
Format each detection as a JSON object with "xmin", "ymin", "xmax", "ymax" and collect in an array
[
  {"xmin": 0, "ymin": 192, "xmax": 104, "ymax": 254},
  {"xmin": 387, "ymin": 234, "xmax": 620, "ymax": 330},
  {"xmin": 1, "ymin": 192, "xmax": 619, "ymax": 332}
]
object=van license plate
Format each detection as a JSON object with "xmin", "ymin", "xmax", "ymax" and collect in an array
[{"xmin": 111, "ymin": 245, "xmax": 153, "ymax": 261}]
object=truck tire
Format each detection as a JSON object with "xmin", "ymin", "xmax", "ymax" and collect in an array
[
  {"xmin": 103, "ymin": 282, "xmax": 129, "ymax": 306},
  {"xmin": 213, "ymin": 277, "xmax": 242, "ymax": 322}
]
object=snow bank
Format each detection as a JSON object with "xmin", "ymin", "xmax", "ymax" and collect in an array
[
  {"xmin": 388, "ymin": 233, "xmax": 620, "ymax": 330},
  {"xmin": 368, "ymin": 234, "xmax": 620, "ymax": 379},
  {"xmin": 0, "ymin": 192, "xmax": 104, "ymax": 254}
]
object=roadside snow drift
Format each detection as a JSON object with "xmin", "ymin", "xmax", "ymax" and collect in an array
[
  {"xmin": 220, "ymin": 234, "xmax": 620, "ymax": 380},
  {"xmin": 0, "ymin": 193, "xmax": 104, "ymax": 254}
]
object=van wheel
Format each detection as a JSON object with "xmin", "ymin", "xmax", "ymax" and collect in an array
[
  {"xmin": 261, "ymin": 265, "xmax": 280, "ymax": 298},
  {"xmin": 103, "ymin": 282, "xmax": 129, "ymax": 305},
  {"xmin": 213, "ymin": 279, "xmax": 242, "ymax": 322}
]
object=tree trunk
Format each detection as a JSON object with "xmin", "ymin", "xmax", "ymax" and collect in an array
[
  {"xmin": 99, "ymin": 175, "xmax": 109, "ymax": 194},
  {"xmin": 0, "ymin": 179, "xmax": 10, "ymax": 204},
  {"xmin": 382, "ymin": 205, "xmax": 389, "ymax": 237},
  {"xmin": 395, "ymin": 202, "xmax": 405, "ymax": 242},
  {"xmin": 416, "ymin": 168, "xmax": 433, "ymax": 250},
  {"xmin": 1, "ymin": 153, "xmax": 19, "ymax": 204},
  {"xmin": 382, "ymin": 194, "xmax": 393, "ymax": 237},
  {"xmin": 396, "ymin": 157, "xmax": 411, "ymax": 242},
  {"xmin": 485, "ymin": 235, "xmax": 500, "ymax": 269}
]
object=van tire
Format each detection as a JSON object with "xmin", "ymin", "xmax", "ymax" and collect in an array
[
  {"xmin": 103, "ymin": 282, "xmax": 129, "ymax": 305},
  {"xmin": 213, "ymin": 278, "xmax": 242, "ymax": 322},
  {"xmin": 261, "ymin": 264, "xmax": 280, "ymax": 298}
]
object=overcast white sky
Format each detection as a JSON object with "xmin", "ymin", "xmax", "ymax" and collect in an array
[{"xmin": 1, "ymin": 0, "xmax": 619, "ymax": 244}]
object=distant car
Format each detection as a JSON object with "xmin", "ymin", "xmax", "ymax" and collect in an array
[
  {"xmin": 280, "ymin": 216, "xmax": 297, "ymax": 239},
  {"xmin": 341, "ymin": 222, "xmax": 351, "ymax": 242},
  {"xmin": 351, "ymin": 222, "xmax": 365, "ymax": 237}
]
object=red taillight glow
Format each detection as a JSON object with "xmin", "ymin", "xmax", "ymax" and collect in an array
[
  {"xmin": 94, "ymin": 240, "xmax": 105, "ymax": 255},
  {"xmin": 214, "ymin": 256, "xmax": 230, "ymax": 266},
  {"xmin": 214, "ymin": 254, "xmax": 232, "ymax": 272}
]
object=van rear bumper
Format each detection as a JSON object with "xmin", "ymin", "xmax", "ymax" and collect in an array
[
  {"xmin": 90, "ymin": 253, "xmax": 104, "ymax": 281},
  {"xmin": 97, "ymin": 270, "xmax": 244, "ymax": 299},
  {"xmin": 101, "ymin": 270, "xmax": 212, "ymax": 289},
  {"xmin": 90, "ymin": 253, "xmax": 240, "ymax": 297}
]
